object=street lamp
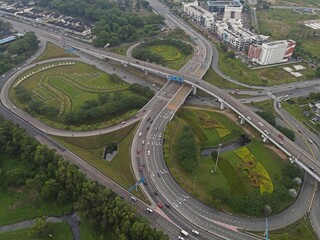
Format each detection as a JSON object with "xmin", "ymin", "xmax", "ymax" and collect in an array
[{"xmin": 214, "ymin": 143, "xmax": 222, "ymax": 172}]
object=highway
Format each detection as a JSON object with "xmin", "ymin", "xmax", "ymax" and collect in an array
[{"xmin": 1, "ymin": 8, "xmax": 320, "ymax": 239}]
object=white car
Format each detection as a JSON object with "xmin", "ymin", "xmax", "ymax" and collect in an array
[
  {"xmin": 142, "ymin": 140, "xmax": 145, "ymax": 145},
  {"xmin": 130, "ymin": 196, "xmax": 137, "ymax": 202},
  {"xmin": 177, "ymin": 237, "xmax": 184, "ymax": 240},
  {"xmin": 147, "ymin": 208, "xmax": 153, "ymax": 213},
  {"xmin": 192, "ymin": 229, "xmax": 199, "ymax": 235},
  {"xmin": 258, "ymin": 122, "xmax": 264, "ymax": 127},
  {"xmin": 147, "ymin": 150, "xmax": 151, "ymax": 156}
]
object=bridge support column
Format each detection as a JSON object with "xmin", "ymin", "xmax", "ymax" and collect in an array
[
  {"xmin": 220, "ymin": 100, "xmax": 224, "ymax": 110},
  {"xmin": 144, "ymin": 69, "xmax": 148, "ymax": 75},
  {"xmin": 192, "ymin": 85, "xmax": 197, "ymax": 95},
  {"xmin": 240, "ymin": 117, "xmax": 245, "ymax": 125}
]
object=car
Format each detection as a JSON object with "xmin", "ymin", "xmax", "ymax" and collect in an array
[
  {"xmin": 142, "ymin": 140, "xmax": 145, "ymax": 145},
  {"xmin": 119, "ymin": 195, "xmax": 124, "ymax": 199},
  {"xmin": 264, "ymin": 130, "xmax": 269, "ymax": 135},
  {"xmin": 137, "ymin": 149, "xmax": 140, "ymax": 154},
  {"xmin": 309, "ymin": 166, "xmax": 316, "ymax": 172},
  {"xmin": 113, "ymin": 68, "xmax": 116, "ymax": 70},
  {"xmin": 121, "ymin": 121, "xmax": 126, "ymax": 125},
  {"xmin": 178, "ymin": 236, "xmax": 184, "ymax": 240},
  {"xmin": 192, "ymin": 229, "xmax": 199, "ymax": 235},
  {"xmin": 247, "ymin": 116, "xmax": 251, "ymax": 121},
  {"xmin": 139, "ymin": 132, "xmax": 142, "ymax": 137},
  {"xmin": 147, "ymin": 150, "xmax": 151, "ymax": 156},
  {"xmin": 123, "ymin": 76, "xmax": 126, "ymax": 79},
  {"xmin": 143, "ymin": 180, "xmax": 147, "ymax": 185},
  {"xmin": 150, "ymin": 120, "xmax": 154, "ymax": 124},
  {"xmin": 165, "ymin": 203, "xmax": 171, "ymax": 208},
  {"xmin": 258, "ymin": 122, "xmax": 264, "ymax": 127},
  {"xmin": 147, "ymin": 117, "xmax": 151, "ymax": 121},
  {"xmin": 154, "ymin": 191, "xmax": 158, "ymax": 196},
  {"xmin": 157, "ymin": 202, "xmax": 163, "ymax": 208},
  {"xmin": 2, "ymin": 74, "xmax": 5, "ymax": 77},
  {"xmin": 195, "ymin": 81, "xmax": 199, "ymax": 83},
  {"xmin": 146, "ymin": 127, "xmax": 150, "ymax": 131},
  {"xmin": 147, "ymin": 207, "xmax": 153, "ymax": 213},
  {"xmin": 131, "ymin": 196, "xmax": 137, "ymax": 202},
  {"xmin": 156, "ymin": 172, "xmax": 161, "ymax": 177}
]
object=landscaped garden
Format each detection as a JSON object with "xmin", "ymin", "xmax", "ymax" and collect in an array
[
  {"xmin": 164, "ymin": 107, "xmax": 302, "ymax": 216},
  {"xmin": 9, "ymin": 61, "xmax": 153, "ymax": 130},
  {"xmin": 132, "ymin": 38, "xmax": 193, "ymax": 70}
]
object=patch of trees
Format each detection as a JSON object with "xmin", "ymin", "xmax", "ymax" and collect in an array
[
  {"xmin": 15, "ymin": 86, "xmax": 32, "ymax": 102},
  {"xmin": 211, "ymin": 164, "xmax": 302, "ymax": 216},
  {"xmin": 0, "ymin": 27, "xmax": 38, "ymax": 74},
  {"xmin": 129, "ymin": 83, "xmax": 154, "ymax": 98},
  {"xmin": 0, "ymin": 118, "xmax": 169, "ymax": 239},
  {"xmin": 132, "ymin": 38, "xmax": 193, "ymax": 64},
  {"xmin": 64, "ymin": 92, "xmax": 149, "ymax": 125},
  {"xmin": 256, "ymin": 111, "xmax": 295, "ymax": 141},
  {"xmin": 34, "ymin": 0, "xmax": 164, "ymax": 47},
  {"xmin": 28, "ymin": 100, "xmax": 60, "ymax": 117},
  {"xmin": 176, "ymin": 126, "xmax": 197, "ymax": 172}
]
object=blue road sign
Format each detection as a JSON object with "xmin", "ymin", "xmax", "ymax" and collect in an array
[
  {"xmin": 127, "ymin": 177, "xmax": 145, "ymax": 192},
  {"xmin": 168, "ymin": 75, "xmax": 183, "ymax": 84}
]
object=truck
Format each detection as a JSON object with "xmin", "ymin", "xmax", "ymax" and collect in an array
[{"xmin": 181, "ymin": 230, "xmax": 189, "ymax": 237}]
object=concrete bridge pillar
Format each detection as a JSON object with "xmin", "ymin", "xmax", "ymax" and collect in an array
[
  {"xmin": 220, "ymin": 100, "xmax": 224, "ymax": 110},
  {"xmin": 192, "ymin": 85, "xmax": 197, "ymax": 95},
  {"xmin": 144, "ymin": 69, "xmax": 148, "ymax": 75},
  {"xmin": 240, "ymin": 117, "xmax": 245, "ymax": 125}
]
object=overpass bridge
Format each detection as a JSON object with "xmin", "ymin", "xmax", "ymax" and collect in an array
[{"xmin": 77, "ymin": 47, "xmax": 320, "ymax": 183}]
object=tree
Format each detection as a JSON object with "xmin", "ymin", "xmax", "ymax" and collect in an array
[
  {"xmin": 29, "ymin": 218, "xmax": 49, "ymax": 239},
  {"xmin": 315, "ymin": 67, "xmax": 320, "ymax": 78},
  {"xmin": 41, "ymin": 179, "xmax": 60, "ymax": 200}
]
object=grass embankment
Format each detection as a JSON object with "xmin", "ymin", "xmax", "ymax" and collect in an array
[
  {"xmin": 34, "ymin": 42, "xmax": 77, "ymax": 63},
  {"xmin": 53, "ymin": 122, "xmax": 148, "ymax": 202},
  {"xmin": 165, "ymin": 107, "xmax": 288, "ymax": 212},
  {"xmin": 0, "ymin": 222, "xmax": 73, "ymax": 240},
  {"xmin": 255, "ymin": 218, "xmax": 317, "ymax": 240}
]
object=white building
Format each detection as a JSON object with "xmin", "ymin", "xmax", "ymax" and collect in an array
[
  {"xmin": 223, "ymin": 1, "xmax": 243, "ymax": 20},
  {"xmin": 213, "ymin": 19, "xmax": 268, "ymax": 50},
  {"xmin": 182, "ymin": 1, "xmax": 215, "ymax": 28},
  {"xmin": 248, "ymin": 40, "xmax": 296, "ymax": 65}
]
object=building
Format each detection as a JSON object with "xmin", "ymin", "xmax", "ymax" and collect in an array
[
  {"xmin": 212, "ymin": 19, "xmax": 268, "ymax": 50},
  {"xmin": 248, "ymin": 40, "xmax": 296, "ymax": 65},
  {"xmin": 207, "ymin": 0, "xmax": 241, "ymax": 13},
  {"xmin": 182, "ymin": 1, "xmax": 215, "ymax": 28},
  {"xmin": 223, "ymin": 1, "xmax": 243, "ymax": 20}
]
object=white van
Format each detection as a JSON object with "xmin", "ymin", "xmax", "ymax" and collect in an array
[{"xmin": 181, "ymin": 230, "xmax": 188, "ymax": 237}]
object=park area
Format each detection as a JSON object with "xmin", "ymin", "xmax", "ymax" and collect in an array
[
  {"xmin": 132, "ymin": 39, "xmax": 193, "ymax": 70},
  {"xmin": 9, "ymin": 61, "xmax": 146, "ymax": 130},
  {"xmin": 164, "ymin": 107, "xmax": 299, "ymax": 216}
]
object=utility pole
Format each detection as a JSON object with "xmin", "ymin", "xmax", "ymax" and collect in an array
[{"xmin": 214, "ymin": 143, "xmax": 222, "ymax": 172}]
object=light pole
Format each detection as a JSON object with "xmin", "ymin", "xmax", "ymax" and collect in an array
[{"xmin": 214, "ymin": 143, "xmax": 222, "ymax": 172}]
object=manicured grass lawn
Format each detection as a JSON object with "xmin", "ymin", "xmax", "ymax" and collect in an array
[
  {"xmin": 80, "ymin": 219, "xmax": 117, "ymax": 240},
  {"xmin": 177, "ymin": 107, "xmax": 244, "ymax": 147},
  {"xmin": 110, "ymin": 43, "xmax": 135, "ymax": 56},
  {"xmin": 256, "ymin": 218, "xmax": 317, "ymax": 240},
  {"xmin": 0, "ymin": 222, "xmax": 73, "ymax": 240},
  {"xmin": 203, "ymin": 68, "xmax": 249, "ymax": 90},
  {"xmin": 248, "ymin": 99, "xmax": 277, "ymax": 116},
  {"xmin": 147, "ymin": 44, "xmax": 192, "ymax": 70},
  {"xmin": 10, "ymin": 61, "xmax": 142, "ymax": 130},
  {"xmin": 165, "ymin": 107, "xmax": 289, "ymax": 210},
  {"xmin": 0, "ymin": 189, "xmax": 72, "ymax": 227},
  {"xmin": 34, "ymin": 42, "xmax": 77, "ymax": 63},
  {"xmin": 53, "ymin": 122, "xmax": 148, "ymax": 202}
]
